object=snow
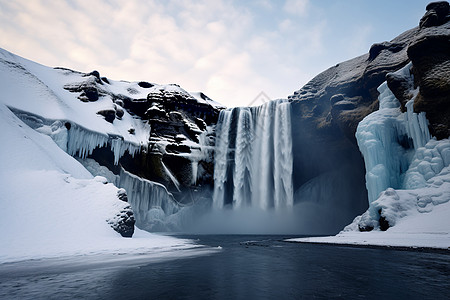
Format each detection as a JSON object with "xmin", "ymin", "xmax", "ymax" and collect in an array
[
  {"xmin": 0, "ymin": 49, "xmax": 208, "ymax": 264},
  {"xmin": 190, "ymin": 91, "xmax": 226, "ymax": 109},
  {"xmin": 0, "ymin": 48, "xmax": 150, "ymax": 151}
]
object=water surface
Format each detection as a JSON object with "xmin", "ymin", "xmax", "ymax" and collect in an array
[{"xmin": 0, "ymin": 235, "xmax": 449, "ymax": 299}]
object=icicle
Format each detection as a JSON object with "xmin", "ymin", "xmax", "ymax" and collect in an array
[
  {"xmin": 67, "ymin": 125, "xmax": 108, "ymax": 159},
  {"xmin": 66, "ymin": 124, "xmax": 140, "ymax": 165},
  {"xmin": 110, "ymin": 137, "xmax": 140, "ymax": 165},
  {"xmin": 116, "ymin": 168, "xmax": 180, "ymax": 228},
  {"xmin": 404, "ymin": 100, "xmax": 431, "ymax": 149}
]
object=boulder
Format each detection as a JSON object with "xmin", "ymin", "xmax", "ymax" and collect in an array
[
  {"xmin": 419, "ymin": 1, "xmax": 450, "ymax": 28},
  {"xmin": 97, "ymin": 109, "xmax": 116, "ymax": 123},
  {"xmin": 107, "ymin": 205, "xmax": 135, "ymax": 238}
]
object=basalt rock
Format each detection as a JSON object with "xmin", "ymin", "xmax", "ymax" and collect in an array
[
  {"xmin": 408, "ymin": 11, "xmax": 450, "ymax": 139},
  {"xmin": 419, "ymin": 1, "xmax": 450, "ymax": 28},
  {"xmin": 386, "ymin": 67, "xmax": 414, "ymax": 112},
  {"xmin": 97, "ymin": 109, "xmax": 116, "ymax": 123}
]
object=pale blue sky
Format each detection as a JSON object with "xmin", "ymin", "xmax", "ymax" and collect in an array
[{"xmin": 0, "ymin": 0, "xmax": 432, "ymax": 107}]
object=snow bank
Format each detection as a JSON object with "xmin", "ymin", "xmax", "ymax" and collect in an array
[
  {"xmin": 0, "ymin": 48, "xmax": 210, "ymax": 263},
  {"xmin": 0, "ymin": 103, "xmax": 202, "ymax": 263}
]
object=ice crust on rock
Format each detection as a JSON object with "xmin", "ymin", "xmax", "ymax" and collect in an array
[{"xmin": 213, "ymin": 99, "xmax": 293, "ymax": 210}]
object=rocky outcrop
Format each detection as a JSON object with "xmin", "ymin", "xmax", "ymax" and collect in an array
[
  {"xmin": 287, "ymin": 2, "xmax": 450, "ymax": 226},
  {"xmin": 62, "ymin": 70, "xmax": 220, "ymax": 206},
  {"xmin": 408, "ymin": 15, "xmax": 450, "ymax": 139},
  {"xmin": 419, "ymin": 1, "xmax": 450, "ymax": 28},
  {"xmin": 107, "ymin": 188, "xmax": 135, "ymax": 237}
]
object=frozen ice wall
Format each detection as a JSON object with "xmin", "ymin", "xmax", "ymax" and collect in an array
[
  {"xmin": 356, "ymin": 63, "xmax": 431, "ymax": 205},
  {"xmin": 116, "ymin": 168, "xmax": 181, "ymax": 231},
  {"xmin": 213, "ymin": 99, "xmax": 293, "ymax": 210}
]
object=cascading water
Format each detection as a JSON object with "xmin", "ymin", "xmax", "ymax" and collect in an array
[{"xmin": 213, "ymin": 99, "xmax": 294, "ymax": 210}]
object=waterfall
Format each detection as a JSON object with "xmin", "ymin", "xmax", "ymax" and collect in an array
[{"xmin": 213, "ymin": 99, "xmax": 293, "ymax": 210}]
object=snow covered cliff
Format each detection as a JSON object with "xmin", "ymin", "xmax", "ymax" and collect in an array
[{"xmin": 0, "ymin": 43, "xmax": 221, "ymax": 249}]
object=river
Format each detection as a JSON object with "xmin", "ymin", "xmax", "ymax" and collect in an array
[{"xmin": 0, "ymin": 235, "xmax": 449, "ymax": 299}]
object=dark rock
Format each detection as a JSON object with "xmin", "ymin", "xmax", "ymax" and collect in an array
[
  {"xmin": 407, "ymin": 21, "xmax": 450, "ymax": 139},
  {"xmin": 195, "ymin": 117, "xmax": 207, "ymax": 131},
  {"xmin": 146, "ymin": 106, "xmax": 168, "ymax": 120},
  {"xmin": 138, "ymin": 81, "xmax": 154, "ymax": 88},
  {"xmin": 166, "ymin": 143, "xmax": 191, "ymax": 154},
  {"xmin": 128, "ymin": 128, "xmax": 135, "ymax": 135},
  {"xmin": 378, "ymin": 209, "xmax": 390, "ymax": 231},
  {"xmin": 84, "ymin": 86, "xmax": 99, "ymax": 102},
  {"xmin": 420, "ymin": 1, "xmax": 450, "ymax": 28},
  {"xmin": 86, "ymin": 70, "xmax": 102, "ymax": 83},
  {"xmin": 386, "ymin": 69, "xmax": 414, "ymax": 112},
  {"xmin": 107, "ymin": 205, "xmax": 135, "ymax": 238},
  {"xmin": 97, "ymin": 109, "xmax": 116, "ymax": 123},
  {"xmin": 358, "ymin": 224, "xmax": 374, "ymax": 232},
  {"xmin": 101, "ymin": 77, "xmax": 110, "ymax": 84},
  {"xmin": 64, "ymin": 122, "xmax": 71, "ymax": 130},
  {"xmin": 115, "ymin": 99, "xmax": 124, "ymax": 107},
  {"xmin": 115, "ymin": 106, "xmax": 124, "ymax": 119},
  {"xmin": 369, "ymin": 42, "xmax": 403, "ymax": 61},
  {"xmin": 117, "ymin": 188, "xmax": 128, "ymax": 202}
]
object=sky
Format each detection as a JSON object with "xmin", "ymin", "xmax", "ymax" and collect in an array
[{"xmin": 0, "ymin": 0, "xmax": 432, "ymax": 107}]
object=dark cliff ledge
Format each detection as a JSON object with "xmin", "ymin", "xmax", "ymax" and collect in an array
[{"xmin": 408, "ymin": 1, "xmax": 450, "ymax": 139}]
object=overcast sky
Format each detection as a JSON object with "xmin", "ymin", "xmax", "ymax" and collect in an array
[{"xmin": 0, "ymin": 0, "xmax": 432, "ymax": 107}]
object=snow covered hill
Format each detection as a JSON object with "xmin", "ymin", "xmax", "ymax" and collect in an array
[{"xmin": 0, "ymin": 48, "xmax": 211, "ymax": 263}]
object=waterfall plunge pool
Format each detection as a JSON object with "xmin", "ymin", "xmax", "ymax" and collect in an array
[{"xmin": 0, "ymin": 234, "xmax": 448, "ymax": 299}]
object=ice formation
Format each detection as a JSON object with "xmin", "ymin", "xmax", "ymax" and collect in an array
[
  {"xmin": 356, "ymin": 63, "xmax": 431, "ymax": 204},
  {"xmin": 213, "ymin": 99, "xmax": 294, "ymax": 210},
  {"xmin": 353, "ymin": 63, "xmax": 450, "ymax": 230},
  {"xmin": 67, "ymin": 124, "xmax": 140, "ymax": 165},
  {"xmin": 116, "ymin": 168, "xmax": 180, "ymax": 230},
  {"xmin": 78, "ymin": 158, "xmax": 182, "ymax": 231}
]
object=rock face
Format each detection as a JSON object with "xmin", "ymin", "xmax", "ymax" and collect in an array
[
  {"xmin": 419, "ymin": 1, "xmax": 450, "ymax": 28},
  {"xmin": 287, "ymin": 2, "xmax": 450, "ymax": 225},
  {"xmin": 62, "ymin": 70, "xmax": 221, "ymax": 207},
  {"xmin": 408, "ymin": 19, "xmax": 450, "ymax": 139}
]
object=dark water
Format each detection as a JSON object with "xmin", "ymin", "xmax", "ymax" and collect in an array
[{"xmin": 0, "ymin": 235, "xmax": 449, "ymax": 299}]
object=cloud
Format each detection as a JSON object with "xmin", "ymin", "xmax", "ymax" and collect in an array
[
  {"xmin": 0, "ymin": 0, "xmax": 323, "ymax": 107},
  {"xmin": 283, "ymin": 0, "xmax": 309, "ymax": 16}
]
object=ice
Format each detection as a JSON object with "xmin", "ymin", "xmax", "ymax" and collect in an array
[
  {"xmin": 356, "ymin": 63, "xmax": 431, "ymax": 204},
  {"xmin": 115, "ymin": 168, "xmax": 180, "ymax": 231},
  {"xmin": 213, "ymin": 99, "xmax": 293, "ymax": 210},
  {"xmin": 343, "ymin": 62, "xmax": 450, "ymax": 237}
]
